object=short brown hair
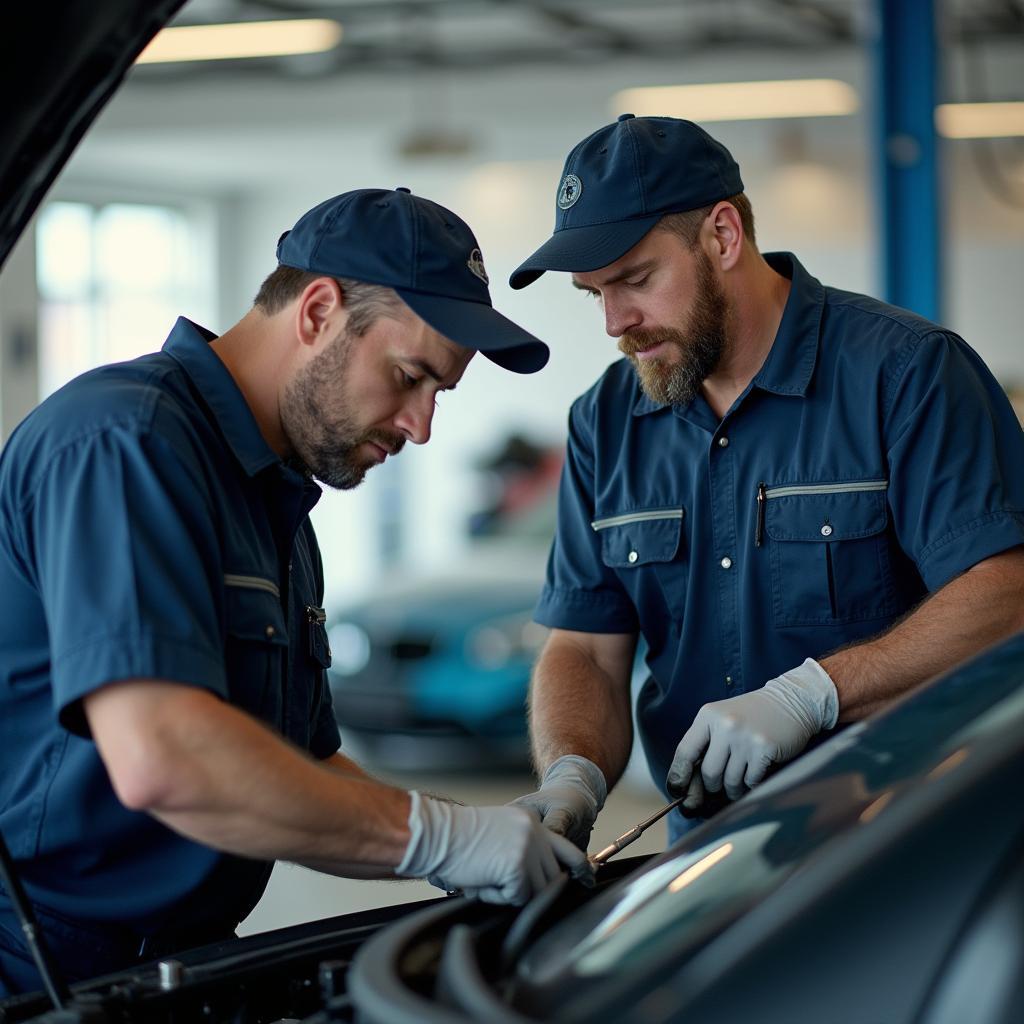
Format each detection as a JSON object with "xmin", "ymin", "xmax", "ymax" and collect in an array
[
  {"xmin": 253, "ymin": 266, "xmax": 401, "ymax": 337},
  {"xmin": 657, "ymin": 192, "xmax": 756, "ymax": 249}
]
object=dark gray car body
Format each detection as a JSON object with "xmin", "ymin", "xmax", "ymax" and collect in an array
[
  {"xmin": 349, "ymin": 632, "xmax": 1024, "ymax": 1024},
  {"xmin": 5, "ymin": 632, "xmax": 1023, "ymax": 1021}
]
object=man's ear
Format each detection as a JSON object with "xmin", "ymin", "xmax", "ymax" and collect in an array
[
  {"xmin": 707, "ymin": 201, "xmax": 744, "ymax": 272},
  {"xmin": 295, "ymin": 276, "xmax": 346, "ymax": 348}
]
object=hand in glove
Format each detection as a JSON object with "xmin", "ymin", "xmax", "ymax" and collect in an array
[
  {"xmin": 397, "ymin": 792, "xmax": 594, "ymax": 905},
  {"xmin": 510, "ymin": 754, "xmax": 607, "ymax": 849},
  {"xmin": 667, "ymin": 658, "xmax": 839, "ymax": 807}
]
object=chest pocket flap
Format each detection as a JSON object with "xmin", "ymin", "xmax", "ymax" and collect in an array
[
  {"xmin": 224, "ymin": 574, "xmax": 288, "ymax": 727},
  {"xmin": 763, "ymin": 483, "xmax": 896, "ymax": 627},
  {"xmin": 593, "ymin": 508, "xmax": 686, "ymax": 568},
  {"xmin": 224, "ymin": 575, "xmax": 288, "ymax": 646},
  {"xmin": 765, "ymin": 487, "xmax": 888, "ymax": 542}
]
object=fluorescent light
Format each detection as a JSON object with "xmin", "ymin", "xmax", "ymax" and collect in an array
[
  {"xmin": 136, "ymin": 19, "xmax": 343, "ymax": 65},
  {"xmin": 936, "ymin": 102, "xmax": 1024, "ymax": 138},
  {"xmin": 612, "ymin": 79, "xmax": 859, "ymax": 123}
]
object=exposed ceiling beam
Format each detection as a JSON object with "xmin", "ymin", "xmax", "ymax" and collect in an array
[{"xmin": 138, "ymin": 0, "xmax": 1024, "ymax": 81}]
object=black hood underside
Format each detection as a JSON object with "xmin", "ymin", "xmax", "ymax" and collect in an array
[{"xmin": 0, "ymin": 0, "xmax": 186, "ymax": 271}]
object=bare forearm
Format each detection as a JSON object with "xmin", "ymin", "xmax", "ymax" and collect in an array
[
  {"xmin": 822, "ymin": 547, "xmax": 1024, "ymax": 720},
  {"xmin": 89, "ymin": 684, "xmax": 411, "ymax": 874},
  {"xmin": 298, "ymin": 754, "xmax": 400, "ymax": 876},
  {"xmin": 324, "ymin": 750, "xmax": 374, "ymax": 780},
  {"xmin": 529, "ymin": 634, "xmax": 634, "ymax": 787},
  {"xmin": 153, "ymin": 748, "xmax": 409, "ymax": 874}
]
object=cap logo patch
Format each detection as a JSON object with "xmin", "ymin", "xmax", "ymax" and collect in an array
[
  {"xmin": 467, "ymin": 248, "xmax": 489, "ymax": 284},
  {"xmin": 557, "ymin": 173, "xmax": 583, "ymax": 210}
]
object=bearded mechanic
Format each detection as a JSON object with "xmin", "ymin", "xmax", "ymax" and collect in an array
[
  {"xmin": 496, "ymin": 115, "xmax": 1024, "ymax": 851},
  {"xmin": 0, "ymin": 188, "xmax": 591, "ymax": 996}
]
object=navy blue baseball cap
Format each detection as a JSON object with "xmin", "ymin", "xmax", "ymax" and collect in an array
[
  {"xmin": 277, "ymin": 187, "xmax": 548, "ymax": 373},
  {"xmin": 510, "ymin": 114, "xmax": 743, "ymax": 289}
]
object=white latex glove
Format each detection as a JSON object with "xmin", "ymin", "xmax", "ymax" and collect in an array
[
  {"xmin": 509, "ymin": 754, "xmax": 607, "ymax": 849},
  {"xmin": 667, "ymin": 659, "xmax": 839, "ymax": 804},
  {"xmin": 396, "ymin": 792, "xmax": 594, "ymax": 905}
]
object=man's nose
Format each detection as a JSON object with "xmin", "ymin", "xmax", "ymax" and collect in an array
[
  {"xmin": 603, "ymin": 298, "xmax": 642, "ymax": 339},
  {"xmin": 394, "ymin": 392, "xmax": 435, "ymax": 446}
]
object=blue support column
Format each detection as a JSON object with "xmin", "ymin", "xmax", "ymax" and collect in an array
[{"xmin": 872, "ymin": 0, "xmax": 941, "ymax": 321}]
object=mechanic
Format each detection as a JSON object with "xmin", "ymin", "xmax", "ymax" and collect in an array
[
  {"xmin": 0, "ymin": 188, "xmax": 590, "ymax": 997},
  {"xmin": 501, "ymin": 115, "xmax": 1024, "ymax": 853}
]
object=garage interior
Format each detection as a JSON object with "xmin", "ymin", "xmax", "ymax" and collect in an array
[{"xmin": 1, "ymin": 0, "xmax": 1022, "ymax": 990}]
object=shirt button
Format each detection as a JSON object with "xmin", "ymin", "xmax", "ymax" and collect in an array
[
  {"xmin": 720, "ymin": 556, "xmax": 733, "ymax": 569},
  {"xmin": 717, "ymin": 436, "xmax": 729, "ymax": 448},
  {"xmin": 820, "ymin": 524, "xmax": 834, "ymax": 537},
  {"xmin": 725, "ymin": 675, "xmax": 733, "ymax": 684},
  {"xmin": 265, "ymin": 625, "xmax": 276, "ymax": 639},
  {"xmin": 628, "ymin": 550, "xmax": 639, "ymax": 563}
]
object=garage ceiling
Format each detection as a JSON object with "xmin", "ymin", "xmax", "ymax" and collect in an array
[{"xmin": 144, "ymin": 0, "xmax": 1023, "ymax": 79}]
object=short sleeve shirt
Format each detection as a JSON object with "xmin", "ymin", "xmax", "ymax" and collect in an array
[
  {"xmin": 0, "ymin": 317, "xmax": 341, "ymax": 935},
  {"xmin": 536, "ymin": 253, "xmax": 1024, "ymax": 802}
]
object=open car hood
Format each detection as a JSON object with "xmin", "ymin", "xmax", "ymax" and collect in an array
[{"xmin": 0, "ymin": 0, "xmax": 186, "ymax": 271}]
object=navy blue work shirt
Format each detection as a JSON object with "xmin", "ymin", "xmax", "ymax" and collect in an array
[
  {"xmin": 536, "ymin": 253, "xmax": 1024, "ymax": 840},
  {"xmin": 0, "ymin": 318, "xmax": 340, "ymax": 977}
]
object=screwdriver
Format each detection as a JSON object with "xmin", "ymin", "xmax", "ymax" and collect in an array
[
  {"xmin": 589, "ymin": 796, "xmax": 686, "ymax": 866},
  {"xmin": 442, "ymin": 794, "xmax": 687, "ymax": 896}
]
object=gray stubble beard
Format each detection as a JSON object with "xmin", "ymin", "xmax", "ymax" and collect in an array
[{"xmin": 281, "ymin": 329, "xmax": 404, "ymax": 491}]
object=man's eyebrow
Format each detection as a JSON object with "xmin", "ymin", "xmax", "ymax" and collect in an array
[
  {"xmin": 572, "ymin": 259, "xmax": 657, "ymax": 291},
  {"xmin": 408, "ymin": 357, "xmax": 458, "ymax": 391}
]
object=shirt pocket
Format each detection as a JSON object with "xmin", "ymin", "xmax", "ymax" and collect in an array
[
  {"xmin": 764, "ymin": 481, "xmax": 898, "ymax": 627},
  {"xmin": 223, "ymin": 574, "xmax": 288, "ymax": 728},
  {"xmin": 593, "ymin": 507, "xmax": 688, "ymax": 627},
  {"xmin": 592, "ymin": 507, "xmax": 686, "ymax": 566}
]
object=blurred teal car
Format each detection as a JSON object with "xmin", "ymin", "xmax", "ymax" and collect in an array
[{"xmin": 326, "ymin": 513, "xmax": 554, "ymax": 771}]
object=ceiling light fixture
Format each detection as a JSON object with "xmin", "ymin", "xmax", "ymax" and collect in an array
[
  {"xmin": 936, "ymin": 102, "xmax": 1024, "ymax": 139},
  {"xmin": 611, "ymin": 79, "xmax": 859, "ymax": 122},
  {"xmin": 136, "ymin": 19, "xmax": 343, "ymax": 65}
]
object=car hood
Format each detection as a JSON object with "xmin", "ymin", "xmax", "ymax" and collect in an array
[
  {"xmin": 506, "ymin": 630, "xmax": 1024, "ymax": 1020},
  {"xmin": 0, "ymin": 0, "xmax": 185, "ymax": 272},
  {"xmin": 342, "ymin": 630, "xmax": 1024, "ymax": 1024}
]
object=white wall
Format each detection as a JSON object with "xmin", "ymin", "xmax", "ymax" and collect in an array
[
  {"xmin": 49, "ymin": 40, "xmax": 1024, "ymax": 602},
  {"xmin": 0, "ymin": 224, "xmax": 39, "ymax": 440}
]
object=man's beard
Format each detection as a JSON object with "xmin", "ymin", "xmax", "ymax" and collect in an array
[
  {"xmin": 281, "ymin": 329, "xmax": 404, "ymax": 490},
  {"xmin": 618, "ymin": 249, "xmax": 729, "ymax": 406}
]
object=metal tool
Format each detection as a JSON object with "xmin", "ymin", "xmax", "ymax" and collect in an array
[{"xmin": 589, "ymin": 796, "xmax": 686, "ymax": 866}]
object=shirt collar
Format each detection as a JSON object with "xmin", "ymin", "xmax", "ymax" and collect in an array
[
  {"xmin": 751, "ymin": 252, "xmax": 824, "ymax": 397},
  {"xmin": 631, "ymin": 387, "xmax": 664, "ymax": 417},
  {"xmin": 162, "ymin": 317, "xmax": 282, "ymax": 477},
  {"xmin": 631, "ymin": 251, "xmax": 824, "ymax": 417}
]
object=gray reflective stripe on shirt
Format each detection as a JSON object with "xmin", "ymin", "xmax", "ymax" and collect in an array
[
  {"xmin": 224, "ymin": 573, "xmax": 280, "ymax": 598},
  {"xmin": 764, "ymin": 480, "xmax": 888, "ymax": 500},
  {"xmin": 591, "ymin": 508, "xmax": 685, "ymax": 531}
]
